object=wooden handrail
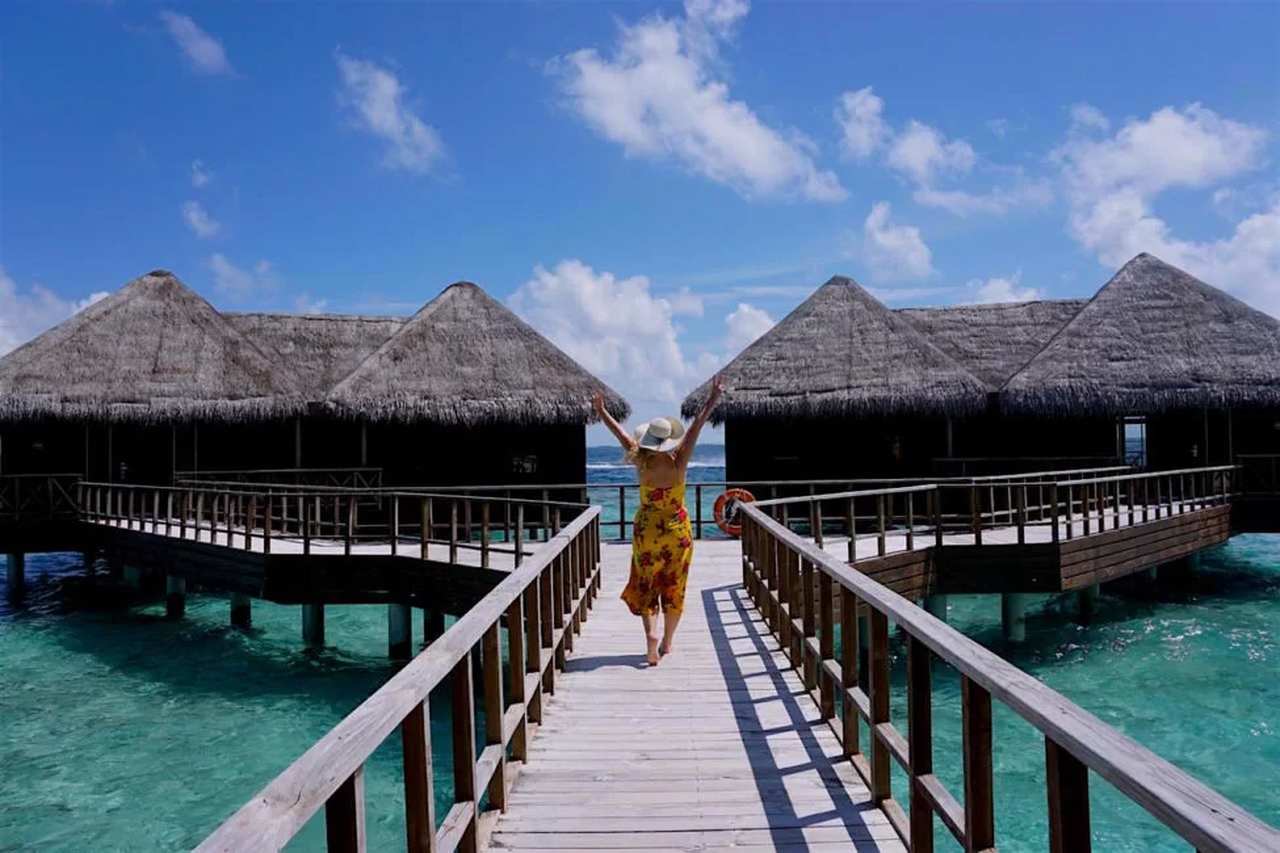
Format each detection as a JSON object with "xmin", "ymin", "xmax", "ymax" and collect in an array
[
  {"xmin": 197, "ymin": 506, "xmax": 602, "ymax": 851},
  {"xmin": 739, "ymin": 502, "xmax": 1280, "ymax": 852}
]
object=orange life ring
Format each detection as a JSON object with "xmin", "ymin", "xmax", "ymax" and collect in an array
[{"xmin": 714, "ymin": 488, "xmax": 755, "ymax": 537}]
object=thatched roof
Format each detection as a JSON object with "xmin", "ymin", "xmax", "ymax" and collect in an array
[
  {"xmin": 327, "ymin": 281, "xmax": 629, "ymax": 425},
  {"xmin": 682, "ymin": 275, "xmax": 989, "ymax": 423},
  {"xmin": 1003, "ymin": 253, "xmax": 1280, "ymax": 414},
  {"xmin": 0, "ymin": 270, "xmax": 304, "ymax": 422},
  {"xmin": 226, "ymin": 312, "xmax": 405, "ymax": 400},
  {"xmin": 897, "ymin": 299, "xmax": 1086, "ymax": 387}
]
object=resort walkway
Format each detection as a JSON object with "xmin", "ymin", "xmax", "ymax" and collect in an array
[{"xmin": 490, "ymin": 540, "xmax": 903, "ymax": 852}]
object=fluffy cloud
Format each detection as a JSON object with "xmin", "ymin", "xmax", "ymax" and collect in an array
[
  {"xmin": 1068, "ymin": 102, "xmax": 1110, "ymax": 133},
  {"xmin": 553, "ymin": 1, "xmax": 845, "ymax": 202},
  {"xmin": 191, "ymin": 160, "xmax": 211, "ymax": 188},
  {"xmin": 0, "ymin": 269, "xmax": 108, "ymax": 355},
  {"xmin": 209, "ymin": 253, "xmax": 277, "ymax": 298},
  {"xmin": 723, "ymin": 302, "xmax": 774, "ymax": 352},
  {"xmin": 968, "ymin": 272, "xmax": 1043, "ymax": 304},
  {"xmin": 509, "ymin": 260, "xmax": 699, "ymax": 410},
  {"xmin": 336, "ymin": 52, "xmax": 446, "ymax": 175},
  {"xmin": 835, "ymin": 87, "xmax": 888, "ymax": 160},
  {"xmin": 862, "ymin": 201, "xmax": 934, "ymax": 282},
  {"xmin": 837, "ymin": 89, "xmax": 1047, "ymax": 216},
  {"xmin": 293, "ymin": 294, "xmax": 330, "ymax": 314},
  {"xmin": 159, "ymin": 11, "xmax": 234, "ymax": 76},
  {"xmin": 886, "ymin": 120, "xmax": 976, "ymax": 186},
  {"xmin": 181, "ymin": 200, "xmax": 220, "ymax": 238},
  {"xmin": 1054, "ymin": 102, "xmax": 1278, "ymax": 316}
]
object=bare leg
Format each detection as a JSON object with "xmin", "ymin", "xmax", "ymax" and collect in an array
[
  {"xmin": 660, "ymin": 609, "xmax": 683, "ymax": 656},
  {"xmin": 641, "ymin": 612, "xmax": 660, "ymax": 665}
]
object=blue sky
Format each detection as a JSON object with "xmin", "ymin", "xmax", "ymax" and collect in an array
[{"xmin": 2, "ymin": 1, "xmax": 1278, "ymax": 439}]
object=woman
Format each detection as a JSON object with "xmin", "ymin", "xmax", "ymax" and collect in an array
[{"xmin": 592, "ymin": 375, "xmax": 724, "ymax": 665}]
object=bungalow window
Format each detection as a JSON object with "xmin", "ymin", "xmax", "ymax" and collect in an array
[{"xmin": 1123, "ymin": 416, "xmax": 1147, "ymax": 469}]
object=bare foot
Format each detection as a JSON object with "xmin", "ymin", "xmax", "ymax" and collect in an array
[
  {"xmin": 646, "ymin": 636, "xmax": 661, "ymax": 666},
  {"xmin": 659, "ymin": 641, "xmax": 673, "ymax": 656}
]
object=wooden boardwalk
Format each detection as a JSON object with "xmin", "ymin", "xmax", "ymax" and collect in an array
[{"xmin": 490, "ymin": 540, "xmax": 904, "ymax": 852}]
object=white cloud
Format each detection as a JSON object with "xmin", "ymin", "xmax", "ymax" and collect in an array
[
  {"xmin": 0, "ymin": 268, "xmax": 108, "ymax": 355},
  {"xmin": 840, "ymin": 91, "xmax": 1047, "ymax": 217},
  {"xmin": 835, "ymin": 87, "xmax": 888, "ymax": 160},
  {"xmin": 723, "ymin": 302, "xmax": 774, "ymax": 352},
  {"xmin": 209, "ymin": 253, "xmax": 277, "ymax": 298},
  {"xmin": 668, "ymin": 286, "xmax": 704, "ymax": 317},
  {"xmin": 553, "ymin": 1, "xmax": 845, "ymax": 202},
  {"xmin": 1068, "ymin": 102, "xmax": 1110, "ymax": 133},
  {"xmin": 335, "ymin": 51, "xmax": 446, "ymax": 175},
  {"xmin": 968, "ymin": 272, "xmax": 1043, "ymax": 304},
  {"xmin": 1055, "ymin": 102, "xmax": 1266, "ymax": 200},
  {"xmin": 1053, "ymin": 102, "xmax": 1278, "ymax": 316},
  {"xmin": 886, "ymin": 120, "xmax": 976, "ymax": 186},
  {"xmin": 862, "ymin": 201, "xmax": 934, "ymax": 282},
  {"xmin": 913, "ymin": 181, "xmax": 1053, "ymax": 216},
  {"xmin": 986, "ymin": 118, "xmax": 1011, "ymax": 138},
  {"xmin": 158, "ymin": 11, "xmax": 234, "ymax": 76},
  {"xmin": 191, "ymin": 159, "xmax": 211, "ymax": 188},
  {"xmin": 181, "ymin": 200, "xmax": 220, "ymax": 238},
  {"xmin": 509, "ymin": 260, "xmax": 704, "ymax": 417}
]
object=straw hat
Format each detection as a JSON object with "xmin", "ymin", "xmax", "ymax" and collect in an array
[{"xmin": 632, "ymin": 416, "xmax": 685, "ymax": 453}]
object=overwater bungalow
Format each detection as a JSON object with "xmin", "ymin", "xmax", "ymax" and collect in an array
[
  {"xmin": 681, "ymin": 274, "xmax": 990, "ymax": 482},
  {"xmin": 0, "ymin": 270, "xmax": 626, "ymax": 486},
  {"xmin": 684, "ymin": 253, "xmax": 1280, "ymax": 483},
  {"xmin": 1001, "ymin": 253, "xmax": 1280, "ymax": 470}
]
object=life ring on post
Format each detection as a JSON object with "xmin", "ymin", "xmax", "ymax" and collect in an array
[{"xmin": 714, "ymin": 488, "xmax": 756, "ymax": 538}]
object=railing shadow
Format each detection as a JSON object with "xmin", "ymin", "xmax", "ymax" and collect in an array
[{"xmin": 702, "ymin": 582, "xmax": 890, "ymax": 851}]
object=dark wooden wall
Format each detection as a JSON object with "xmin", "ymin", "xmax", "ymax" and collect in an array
[{"xmin": 0, "ymin": 416, "xmax": 589, "ymax": 487}]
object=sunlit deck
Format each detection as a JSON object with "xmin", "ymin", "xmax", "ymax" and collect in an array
[{"xmin": 490, "ymin": 541, "xmax": 903, "ymax": 851}]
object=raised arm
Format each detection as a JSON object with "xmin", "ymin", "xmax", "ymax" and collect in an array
[
  {"xmin": 593, "ymin": 391, "xmax": 636, "ymax": 452},
  {"xmin": 676, "ymin": 374, "xmax": 724, "ymax": 468}
]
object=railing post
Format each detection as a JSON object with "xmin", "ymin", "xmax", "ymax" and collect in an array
[
  {"xmin": 1016, "ymin": 485, "xmax": 1026, "ymax": 545},
  {"xmin": 264, "ymin": 493, "xmax": 273, "ymax": 554},
  {"xmin": 962, "ymin": 676, "xmax": 995, "ymax": 851},
  {"xmin": 876, "ymin": 494, "xmax": 886, "ymax": 556},
  {"xmin": 1046, "ymin": 737, "xmax": 1091, "ymax": 853},
  {"xmin": 450, "ymin": 501, "xmax": 459, "ymax": 564},
  {"xmin": 514, "ymin": 504, "xmax": 525, "ymax": 567},
  {"xmin": 818, "ymin": 570, "xmax": 834, "ymax": 719},
  {"xmin": 345, "ymin": 495, "xmax": 355, "ymax": 556},
  {"xmin": 483, "ymin": 622, "xmax": 506, "ymax": 811},
  {"xmin": 868, "ymin": 609, "xmax": 891, "ymax": 804},
  {"xmin": 391, "ymin": 495, "xmax": 399, "ymax": 557},
  {"xmin": 846, "ymin": 496, "xmax": 857, "ymax": 562},
  {"xmin": 303, "ymin": 494, "xmax": 312, "ymax": 556},
  {"xmin": 840, "ymin": 586, "xmax": 860, "ymax": 759},
  {"xmin": 695, "ymin": 483, "xmax": 703, "ymax": 540},
  {"xmin": 324, "ymin": 766, "xmax": 367, "ymax": 853},
  {"xmin": 970, "ymin": 485, "xmax": 982, "ymax": 545},
  {"xmin": 525, "ymin": 584, "xmax": 543, "ymax": 724},
  {"xmin": 934, "ymin": 488, "xmax": 943, "ymax": 549},
  {"xmin": 908, "ymin": 635, "xmax": 934, "ymax": 853},
  {"xmin": 507, "ymin": 594, "xmax": 528, "ymax": 762},
  {"xmin": 618, "ymin": 485, "xmax": 626, "ymax": 540},
  {"xmin": 906, "ymin": 491, "xmax": 915, "ymax": 551},
  {"xmin": 801, "ymin": 559, "xmax": 817, "ymax": 690},
  {"xmin": 1051, "ymin": 485, "xmax": 1060, "ymax": 543},
  {"xmin": 402, "ymin": 698, "xmax": 436, "ymax": 853},
  {"xmin": 810, "ymin": 500, "xmax": 824, "ymax": 549},
  {"xmin": 450, "ymin": 652, "xmax": 478, "ymax": 853},
  {"xmin": 480, "ymin": 502, "xmax": 491, "ymax": 568}
]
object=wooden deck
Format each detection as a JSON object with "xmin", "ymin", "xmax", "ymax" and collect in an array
[{"xmin": 490, "ymin": 540, "xmax": 904, "ymax": 852}]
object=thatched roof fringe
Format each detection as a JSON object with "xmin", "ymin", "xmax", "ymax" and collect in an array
[
  {"xmin": 324, "ymin": 395, "xmax": 625, "ymax": 426},
  {"xmin": 0, "ymin": 395, "xmax": 305, "ymax": 424}
]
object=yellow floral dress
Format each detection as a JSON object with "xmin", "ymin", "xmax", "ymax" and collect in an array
[{"xmin": 621, "ymin": 483, "xmax": 694, "ymax": 616}]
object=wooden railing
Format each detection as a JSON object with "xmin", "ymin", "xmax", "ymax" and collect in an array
[
  {"xmin": 738, "ymin": 502, "xmax": 1280, "ymax": 852},
  {"xmin": 197, "ymin": 505, "xmax": 602, "ymax": 851},
  {"xmin": 410, "ymin": 465, "xmax": 1129, "ymax": 542},
  {"xmin": 754, "ymin": 465, "xmax": 1236, "ymax": 555},
  {"xmin": 0, "ymin": 473, "xmax": 82, "ymax": 522},
  {"xmin": 78, "ymin": 482, "xmax": 585, "ymax": 566}
]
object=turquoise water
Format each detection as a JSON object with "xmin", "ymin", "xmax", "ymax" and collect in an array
[{"xmin": 1, "ymin": 455, "xmax": 1276, "ymax": 850}]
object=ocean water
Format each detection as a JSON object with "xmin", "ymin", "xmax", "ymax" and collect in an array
[{"xmin": 0, "ymin": 450, "xmax": 1275, "ymax": 850}]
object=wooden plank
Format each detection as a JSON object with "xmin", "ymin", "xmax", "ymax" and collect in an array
[
  {"xmin": 961, "ymin": 676, "xmax": 994, "ymax": 852},
  {"xmin": 402, "ymin": 701, "xmax": 436, "ymax": 853},
  {"xmin": 324, "ymin": 766, "xmax": 366, "ymax": 853},
  {"xmin": 1046, "ymin": 736, "xmax": 1091, "ymax": 853}
]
